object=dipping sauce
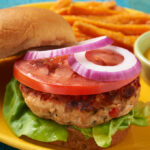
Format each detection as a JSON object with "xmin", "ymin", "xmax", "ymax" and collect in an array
[{"xmin": 144, "ymin": 48, "xmax": 150, "ymax": 61}]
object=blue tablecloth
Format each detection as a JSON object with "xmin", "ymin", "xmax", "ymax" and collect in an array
[
  {"xmin": 0, "ymin": 0, "xmax": 150, "ymax": 150},
  {"xmin": 0, "ymin": 0, "xmax": 150, "ymax": 13},
  {"xmin": 0, "ymin": 0, "xmax": 129, "ymax": 9}
]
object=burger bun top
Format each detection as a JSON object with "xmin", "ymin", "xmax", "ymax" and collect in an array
[{"xmin": 0, "ymin": 7, "xmax": 76, "ymax": 59}]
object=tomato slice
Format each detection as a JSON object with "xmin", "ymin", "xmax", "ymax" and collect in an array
[
  {"xmin": 14, "ymin": 55, "xmax": 138, "ymax": 95},
  {"xmin": 85, "ymin": 49, "xmax": 124, "ymax": 66}
]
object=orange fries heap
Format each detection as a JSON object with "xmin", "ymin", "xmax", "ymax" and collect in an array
[{"xmin": 50, "ymin": 0, "xmax": 150, "ymax": 51}]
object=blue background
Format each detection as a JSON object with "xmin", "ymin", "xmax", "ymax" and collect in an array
[
  {"xmin": 0, "ymin": 0, "xmax": 150, "ymax": 150},
  {"xmin": 0, "ymin": 0, "xmax": 150, "ymax": 13}
]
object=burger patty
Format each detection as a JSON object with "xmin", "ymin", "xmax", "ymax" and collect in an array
[{"xmin": 20, "ymin": 78, "xmax": 140, "ymax": 128}]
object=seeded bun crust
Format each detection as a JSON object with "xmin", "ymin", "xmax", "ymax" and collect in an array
[
  {"xmin": 0, "ymin": 7, "xmax": 76, "ymax": 59},
  {"xmin": 51, "ymin": 126, "xmax": 130, "ymax": 150}
]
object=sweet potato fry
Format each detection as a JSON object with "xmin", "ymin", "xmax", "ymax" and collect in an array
[
  {"xmin": 63, "ymin": 15, "xmax": 77, "ymax": 25},
  {"xmin": 54, "ymin": 1, "xmax": 125, "ymax": 16},
  {"xmin": 52, "ymin": 0, "xmax": 72, "ymax": 9},
  {"xmin": 86, "ymin": 21, "xmax": 150, "ymax": 35},
  {"xmin": 56, "ymin": 7, "xmax": 69, "ymax": 15},
  {"xmin": 51, "ymin": 0, "xmax": 150, "ymax": 50},
  {"xmin": 64, "ymin": 15, "xmax": 150, "ymax": 35},
  {"xmin": 58, "ymin": 1, "xmax": 124, "ymax": 16},
  {"xmin": 63, "ymin": 15, "xmax": 120, "ymax": 25},
  {"xmin": 72, "ymin": 26, "xmax": 92, "ymax": 42},
  {"xmin": 74, "ymin": 21, "xmax": 138, "ymax": 50},
  {"xmin": 63, "ymin": 15, "xmax": 114, "ymax": 25},
  {"xmin": 63, "ymin": 15, "xmax": 126, "ymax": 24},
  {"xmin": 73, "ymin": 1, "xmax": 103, "ymax": 7},
  {"xmin": 101, "ymin": 13, "xmax": 150, "ymax": 24},
  {"xmin": 68, "ymin": 4, "xmax": 123, "ymax": 16},
  {"xmin": 103, "ymin": 1, "xmax": 116, "ymax": 9},
  {"xmin": 71, "ymin": 1, "xmax": 116, "ymax": 9}
]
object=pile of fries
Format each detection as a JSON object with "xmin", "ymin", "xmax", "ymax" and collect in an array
[{"xmin": 49, "ymin": 0, "xmax": 150, "ymax": 51}]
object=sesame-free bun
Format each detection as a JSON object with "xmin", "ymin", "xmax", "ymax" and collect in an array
[
  {"xmin": 51, "ymin": 126, "xmax": 130, "ymax": 150},
  {"xmin": 0, "ymin": 7, "xmax": 76, "ymax": 58}
]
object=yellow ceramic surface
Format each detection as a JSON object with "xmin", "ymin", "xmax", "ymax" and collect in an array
[{"xmin": 0, "ymin": 2, "xmax": 150, "ymax": 150}]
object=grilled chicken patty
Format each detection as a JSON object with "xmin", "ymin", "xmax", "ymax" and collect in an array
[{"xmin": 20, "ymin": 78, "xmax": 140, "ymax": 128}]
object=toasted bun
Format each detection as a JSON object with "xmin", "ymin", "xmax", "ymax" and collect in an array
[
  {"xmin": 52, "ymin": 126, "xmax": 130, "ymax": 150},
  {"xmin": 0, "ymin": 7, "xmax": 76, "ymax": 58}
]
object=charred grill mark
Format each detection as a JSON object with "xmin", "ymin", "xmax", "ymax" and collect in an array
[
  {"xmin": 65, "ymin": 102, "xmax": 75, "ymax": 112},
  {"xmin": 65, "ymin": 100, "xmax": 80, "ymax": 112},
  {"xmin": 65, "ymin": 99, "xmax": 96, "ymax": 112},
  {"xmin": 99, "ymin": 91, "xmax": 117, "ymax": 106},
  {"xmin": 80, "ymin": 105, "xmax": 90, "ymax": 111},
  {"xmin": 40, "ymin": 93, "xmax": 51, "ymax": 100},
  {"xmin": 71, "ymin": 101, "xmax": 78, "ymax": 107},
  {"xmin": 79, "ymin": 101, "xmax": 93, "ymax": 112},
  {"xmin": 100, "ymin": 107, "xmax": 105, "ymax": 111},
  {"xmin": 121, "ymin": 85, "xmax": 135, "ymax": 99},
  {"xmin": 65, "ymin": 95, "xmax": 97, "ymax": 112},
  {"xmin": 93, "ymin": 109, "xmax": 98, "ymax": 114}
]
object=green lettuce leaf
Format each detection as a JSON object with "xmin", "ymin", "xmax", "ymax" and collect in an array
[
  {"xmin": 132, "ymin": 101, "xmax": 150, "ymax": 126},
  {"xmin": 3, "ymin": 78, "xmax": 150, "ymax": 148},
  {"xmin": 92, "ymin": 112, "xmax": 133, "ymax": 148},
  {"xmin": 92, "ymin": 102, "xmax": 150, "ymax": 148},
  {"xmin": 3, "ymin": 78, "xmax": 68, "ymax": 142}
]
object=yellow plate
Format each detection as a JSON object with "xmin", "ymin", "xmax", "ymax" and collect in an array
[
  {"xmin": 1, "ymin": 77, "xmax": 150, "ymax": 150},
  {"xmin": 1, "ymin": 2, "xmax": 150, "ymax": 150}
]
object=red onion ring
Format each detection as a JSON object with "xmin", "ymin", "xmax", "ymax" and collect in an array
[
  {"xmin": 68, "ymin": 45, "xmax": 141, "ymax": 81},
  {"xmin": 24, "ymin": 36, "xmax": 113, "ymax": 60}
]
